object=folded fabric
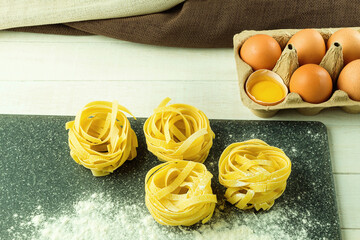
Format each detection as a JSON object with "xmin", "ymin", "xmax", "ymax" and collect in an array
[
  {"xmin": 9, "ymin": 0, "xmax": 360, "ymax": 48},
  {"xmin": 0, "ymin": 0, "xmax": 185, "ymax": 30}
]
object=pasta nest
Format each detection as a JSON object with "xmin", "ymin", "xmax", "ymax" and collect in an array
[
  {"xmin": 219, "ymin": 139, "xmax": 291, "ymax": 211},
  {"xmin": 65, "ymin": 101, "xmax": 138, "ymax": 177},
  {"xmin": 145, "ymin": 160, "xmax": 217, "ymax": 226},
  {"xmin": 144, "ymin": 98, "xmax": 215, "ymax": 163}
]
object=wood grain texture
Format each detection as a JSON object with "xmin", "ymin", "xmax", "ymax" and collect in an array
[
  {"xmin": 342, "ymin": 229, "xmax": 360, "ymax": 240},
  {"xmin": 0, "ymin": 31, "xmax": 234, "ymax": 81},
  {"xmin": 0, "ymin": 31, "xmax": 359, "ymax": 239},
  {"xmin": 335, "ymin": 174, "xmax": 360, "ymax": 229}
]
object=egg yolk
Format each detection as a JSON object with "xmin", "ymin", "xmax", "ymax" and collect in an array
[{"xmin": 248, "ymin": 76, "xmax": 285, "ymax": 103}]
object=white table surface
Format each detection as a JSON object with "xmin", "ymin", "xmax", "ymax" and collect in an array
[{"xmin": 0, "ymin": 30, "xmax": 359, "ymax": 239}]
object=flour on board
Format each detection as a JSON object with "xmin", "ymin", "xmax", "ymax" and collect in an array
[{"xmin": 8, "ymin": 192, "xmax": 311, "ymax": 240}]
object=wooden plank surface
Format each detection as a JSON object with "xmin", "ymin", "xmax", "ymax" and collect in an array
[
  {"xmin": 0, "ymin": 30, "xmax": 359, "ymax": 239},
  {"xmin": 0, "ymin": 31, "xmax": 234, "ymax": 81}
]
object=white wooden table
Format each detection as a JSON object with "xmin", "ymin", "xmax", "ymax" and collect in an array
[{"xmin": 0, "ymin": 31, "xmax": 359, "ymax": 239}]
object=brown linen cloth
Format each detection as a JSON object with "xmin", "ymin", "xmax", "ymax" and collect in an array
[{"xmin": 10, "ymin": 0, "xmax": 360, "ymax": 48}]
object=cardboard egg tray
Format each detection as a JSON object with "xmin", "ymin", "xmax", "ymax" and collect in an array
[{"xmin": 233, "ymin": 27, "xmax": 360, "ymax": 118}]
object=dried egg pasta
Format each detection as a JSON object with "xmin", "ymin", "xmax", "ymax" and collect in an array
[
  {"xmin": 219, "ymin": 139, "xmax": 291, "ymax": 211},
  {"xmin": 145, "ymin": 160, "xmax": 217, "ymax": 226},
  {"xmin": 65, "ymin": 101, "xmax": 138, "ymax": 177},
  {"xmin": 143, "ymin": 98, "xmax": 214, "ymax": 163}
]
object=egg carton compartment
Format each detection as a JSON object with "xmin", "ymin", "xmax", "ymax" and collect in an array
[{"xmin": 234, "ymin": 27, "xmax": 360, "ymax": 118}]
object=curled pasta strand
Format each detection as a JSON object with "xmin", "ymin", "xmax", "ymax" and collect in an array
[
  {"xmin": 144, "ymin": 98, "xmax": 215, "ymax": 163},
  {"xmin": 219, "ymin": 139, "xmax": 291, "ymax": 211},
  {"xmin": 66, "ymin": 101, "xmax": 138, "ymax": 176},
  {"xmin": 145, "ymin": 160, "xmax": 217, "ymax": 226}
]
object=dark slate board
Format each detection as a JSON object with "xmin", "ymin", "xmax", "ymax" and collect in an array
[{"xmin": 0, "ymin": 115, "xmax": 341, "ymax": 240}]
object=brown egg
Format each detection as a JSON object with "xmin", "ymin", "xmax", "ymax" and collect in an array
[
  {"xmin": 337, "ymin": 59, "xmax": 360, "ymax": 101},
  {"xmin": 327, "ymin": 28, "xmax": 360, "ymax": 65},
  {"xmin": 288, "ymin": 29, "xmax": 326, "ymax": 65},
  {"xmin": 240, "ymin": 34, "xmax": 282, "ymax": 70},
  {"xmin": 289, "ymin": 64, "xmax": 332, "ymax": 103}
]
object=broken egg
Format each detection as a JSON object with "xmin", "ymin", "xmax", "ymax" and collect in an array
[{"xmin": 245, "ymin": 69, "xmax": 288, "ymax": 106}]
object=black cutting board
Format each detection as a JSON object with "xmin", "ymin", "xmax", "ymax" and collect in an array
[{"xmin": 0, "ymin": 115, "xmax": 341, "ymax": 240}]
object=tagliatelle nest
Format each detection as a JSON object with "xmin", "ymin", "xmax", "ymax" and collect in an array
[
  {"xmin": 143, "ymin": 98, "xmax": 215, "ymax": 163},
  {"xmin": 65, "ymin": 101, "xmax": 138, "ymax": 177},
  {"xmin": 218, "ymin": 139, "xmax": 291, "ymax": 211},
  {"xmin": 145, "ymin": 160, "xmax": 217, "ymax": 226}
]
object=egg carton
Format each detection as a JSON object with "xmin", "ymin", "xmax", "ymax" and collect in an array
[{"xmin": 233, "ymin": 27, "xmax": 360, "ymax": 118}]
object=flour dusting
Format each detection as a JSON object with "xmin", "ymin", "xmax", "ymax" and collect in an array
[{"xmin": 8, "ymin": 193, "xmax": 312, "ymax": 240}]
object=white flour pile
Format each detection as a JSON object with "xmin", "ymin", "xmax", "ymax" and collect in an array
[{"xmin": 8, "ymin": 192, "xmax": 312, "ymax": 240}]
